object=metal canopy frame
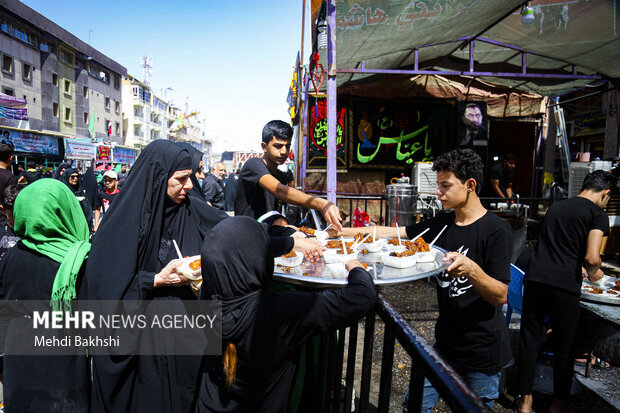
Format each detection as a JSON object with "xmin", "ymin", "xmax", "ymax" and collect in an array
[
  {"xmin": 320, "ymin": 0, "xmax": 609, "ymax": 202},
  {"xmin": 337, "ymin": 36, "xmax": 603, "ymax": 81}
]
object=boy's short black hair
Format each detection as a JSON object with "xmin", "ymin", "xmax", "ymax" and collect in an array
[
  {"xmin": 1, "ymin": 184, "xmax": 22, "ymax": 208},
  {"xmin": 262, "ymin": 120, "xmax": 293, "ymax": 144},
  {"xmin": 580, "ymin": 170, "xmax": 616, "ymax": 193},
  {"xmin": 26, "ymin": 160, "xmax": 36, "ymax": 169},
  {"xmin": 504, "ymin": 153, "xmax": 517, "ymax": 162},
  {"xmin": 432, "ymin": 149, "xmax": 484, "ymax": 195},
  {"xmin": 0, "ymin": 142, "xmax": 14, "ymax": 163}
]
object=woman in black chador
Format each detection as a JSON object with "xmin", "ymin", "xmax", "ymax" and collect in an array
[
  {"xmin": 60, "ymin": 167, "xmax": 94, "ymax": 229},
  {"xmin": 194, "ymin": 217, "xmax": 378, "ymax": 412},
  {"xmin": 85, "ymin": 139, "xmax": 227, "ymax": 413}
]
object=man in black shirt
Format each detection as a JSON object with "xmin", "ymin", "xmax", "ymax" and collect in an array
[
  {"xmin": 117, "ymin": 164, "xmax": 129, "ymax": 188},
  {"xmin": 515, "ymin": 170, "xmax": 615, "ymax": 413},
  {"xmin": 488, "ymin": 154, "xmax": 516, "ymax": 199},
  {"xmin": 201, "ymin": 162, "xmax": 226, "ymax": 210},
  {"xmin": 338, "ymin": 149, "xmax": 513, "ymax": 410},
  {"xmin": 0, "ymin": 142, "xmax": 17, "ymax": 226},
  {"xmin": 16, "ymin": 160, "xmax": 41, "ymax": 186},
  {"xmin": 235, "ymin": 120, "xmax": 342, "ymax": 230}
]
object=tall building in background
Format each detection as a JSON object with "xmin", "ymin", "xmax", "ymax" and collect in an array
[{"xmin": 0, "ymin": 0, "xmax": 126, "ymax": 144}]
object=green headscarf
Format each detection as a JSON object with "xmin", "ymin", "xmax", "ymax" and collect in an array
[{"xmin": 14, "ymin": 178, "xmax": 91, "ymax": 311}]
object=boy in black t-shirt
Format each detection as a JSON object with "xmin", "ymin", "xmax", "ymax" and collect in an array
[
  {"xmin": 515, "ymin": 170, "xmax": 615, "ymax": 413},
  {"xmin": 338, "ymin": 149, "xmax": 513, "ymax": 410},
  {"xmin": 94, "ymin": 170, "xmax": 120, "ymax": 232},
  {"xmin": 234, "ymin": 120, "xmax": 343, "ymax": 230}
]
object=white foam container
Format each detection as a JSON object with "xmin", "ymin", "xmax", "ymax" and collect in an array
[
  {"xmin": 323, "ymin": 250, "xmax": 358, "ymax": 264},
  {"xmin": 327, "ymin": 263, "xmax": 348, "ymax": 279},
  {"xmin": 177, "ymin": 255, "xmax": 202, "ymax": 280},
  {"xmin": 415, "ymin": 250, "xmax": 438, "ymax": 263},
  {"xmin": 274, "ymin": 253, "xmax": 304, "ymax": 267},
  {"xmin": 381, "ymin": 252, "xmax": 417, "ymax": 268},
  {"xmin": 357, "ymin": 239, "xmax": 386, "ymax": 253}
]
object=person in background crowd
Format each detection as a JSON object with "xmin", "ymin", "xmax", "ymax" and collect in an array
[
  {"xmin": 117, "ymin": 164, "xmax": 129, "ymax": 188},
  {"xmin": 224, "ymin": 169, "xmax": 238, "ymax": 213},
  {"xmin": 16, "ymin": 160, "xmax": 41, "ymax": 186},
  {"xmin": 235, "ymin": 120, "xmax": 343, "ymax": 230},
  {"xmin": 194, "ymin": 217, "xmax": 377, "ymax": 413},
  {"xmin": 60, "ymin": 168, "xmax": 94, "ymax": 231},
  {"xmin": 52, "ymin": 161, "xmax": 71, "ymax": 180},
  {"xmin": 176, "ymin": 142, "xmax": 209, "ymax": 203},
  {"xmin": 515, "ymin": 170, "xmax": 616, "ymax": 413},
  {"xmin": 85, "ymin": 140, "xmax": 229, "ymax": 413},
  {"xmin": 202, "ymin": 162, "xmax": 226, "ymax": 210},
  {"xmin": 93, "ymin": 170, "xmax": 121, "ymax": 232},
  {"xmin": 488, "ymin": 154, "xmax": 517, "ymax": 199},
  {"xmin": 0, "ymin": 179, "xmax": 91, "ymax": 412},
  {"xmin": 0, "ymin": 184, "xmax": 22, "ymax": 260},
  {"xmin": 0, "ymin": 142, "xmax": 17, "ymax": 226},
  {"xmin": 15, "ymin": 164, "xmax": 24, "ymax": 177}
]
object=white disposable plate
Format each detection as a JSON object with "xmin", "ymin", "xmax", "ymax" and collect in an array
[
  {"xmin": 314, "ymin": 231, "xmax": 328, "ymax": 243},
  {"xmin": 327, "ymin": 263, "xmax": 348, "ymax": 279},
  {"xmin": 385, "ymin": 243, "xmax": 407, "ymax": 252},
  {"xmin": 357, "ymin": 239, "xmax": 386, "ymax": 253},
  {"xmin": 323, "ymin": 250, "xmax": 358, "ymax": 264},
  {"xmin": 415, "ymin": 250, "xmax": 438, "ymax": 263},
  {"xmin": 581, "ymin": 275, "xmax": 620, "ymax": 305},
  {"xmin": 274, "ymin": 253, "xmax": 304, "ymax": 267},
  {"xmin": 177, "ymin": 255, "xmax": 202, "ymax": 280},
  {"xmin": 381, "ymin": 252, "xmax": 417, "ymax": 268}
]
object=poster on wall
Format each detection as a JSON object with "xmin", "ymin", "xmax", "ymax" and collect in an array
[
  {"xmin": 97, "ymin": 146, "xmax": 112, "ymax": 161},
  {"xmin": 349, "ymin": 97, "xmax": 455, "ymax": 169},
  {"xmin": 113, "ymin": 146, "xmax": 137, "ymax": 165},
  {"xmin": 457, "ymin": 100, "xmax": 488, "ymax": 164},
  {"xmin": 0, "ymin": 128, "xmax": 59, "ymax": 155},
  {"xmin": 306, "ymin": 95, "xmax": 347, "ymax": 169},
  {"xmin": 64, "ymin": 138, "xmax": 97, "ymax": 159}
]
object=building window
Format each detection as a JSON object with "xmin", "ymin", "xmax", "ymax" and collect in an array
[
  {"xmin": 64, "ymin": 107, "xmax": 72, "ymax": 122},
  {"xmin": 1, "ymin": 21, "xmax": 11, "ymax": 34},
  {"xmin": 3, "ymin": 88, "xmax": 14, "ymax": 97},
  {"xmin": 63, "ymin": 79, "xmax": 71, "ymax": 94},
  {"xmin": 22, "ymin": 63, "xmax": 32, "ymax": 81},
  {"xmin": 105, "ymin": 97, "xmax": 110, "ymax": 110},
  {"xmin": 114, "ymin": 75, "xmax": 120, "ymax": 90},
  {"xmin": 84, "ymin": 112, "xmax": 89, "ymax": 124},
  {"xmin": 83, "ymin": 86, "xmax": 88, "ymax": 98},
  {"xmin": 40, "ymin": 42, "xmax": 50, "ymax": 52},
  {"xmin": 2, "ymin": 55, "xmax": 14, "ymax": 73},
  {"xmin": 52, "ymin": 73, "xmax": 58, "ymax": 86},
  {"xmin": 60, "ymin": 51, "xmax": 73, "ymax": 66},
  {"xmin": 53, "ymin": 102, "xmax": 59, "ymax": 117},
  {"xmin": 115, "ymin": 122, "xmax": 120, "ymax": 135},
  {"xmin": 114, "ymin": 101, "xmax": 120, "ymax": 113},
  {"xmin": 133, "ymin": 125, "xmax": 140, "ymax": 137},
  {"xmin": 13, "ymin": 27, "xmax": 29, "ymax": 43}
]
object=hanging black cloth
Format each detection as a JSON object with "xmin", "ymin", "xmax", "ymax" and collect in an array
[
  {"xmin": 195, "ymin": 217, "xmax": 378, "ymax": 413},
  {"xmin": 85, "ymin": 139, "xmax": 224, "ymax": 413}
]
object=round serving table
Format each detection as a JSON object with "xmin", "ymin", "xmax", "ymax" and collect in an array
[{"xmin": 273, "ymin": 244, "xmax": 450, "ymax": 288}]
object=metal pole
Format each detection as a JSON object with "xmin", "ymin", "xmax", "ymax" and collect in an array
[
  {"xmin": 301, "ymin": 73, "xmax": 309, "ymax": 191},
  {"xmin": 326, "ymin": 0, "xmax": 337, "ymax": 204},
  {"xmin": 296, "ymin": 0, "xmax": 306, "ymax": 185}
]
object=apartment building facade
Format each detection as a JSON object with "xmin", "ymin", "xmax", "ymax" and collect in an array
[{"xmin": 0, "ymin": 0, "xmax": 126, "ymax": 144}]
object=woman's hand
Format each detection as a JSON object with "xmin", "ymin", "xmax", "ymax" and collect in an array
[
  {"xmin": 153, "ymin": 259, "xmax": 191, "ymax": 288},
  {"xmin": 293, "ymin": 238, "xmax": 324, "ymax": 262}
]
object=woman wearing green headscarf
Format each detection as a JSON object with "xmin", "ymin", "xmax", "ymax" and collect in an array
[{"xmin": 0, "ymin": 178, "xmax": 91, "ymax": 412}]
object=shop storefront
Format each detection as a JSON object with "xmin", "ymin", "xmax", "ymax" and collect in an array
[{"xmin": 0, "ymin": 126, "xmax": 64, "ymax": 175}]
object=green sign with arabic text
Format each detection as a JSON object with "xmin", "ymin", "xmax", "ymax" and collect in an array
[{"xmin": 348, "ymin": 97, "xmax": 455, "ymax": 169}]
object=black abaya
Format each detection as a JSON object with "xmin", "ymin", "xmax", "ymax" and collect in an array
[
  {"xmin": 0, "ymin": 242, "xmax": 90, "ymax": 413},
  {"xmin": 85, "ymin": 140, "xmax": 226, "ymax": 413},
  {"xmin": 195, "ymin": 217, "xmax": 377, "ymax": 413}
]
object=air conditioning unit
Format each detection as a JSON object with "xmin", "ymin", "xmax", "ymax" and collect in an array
[
  {"xmin": 411, "ymin": 162, "xmax": 437, "ymax": 210},
  {"xmin": 568, "ymin": 161, "xmax": 612, "ymax": 198}
]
